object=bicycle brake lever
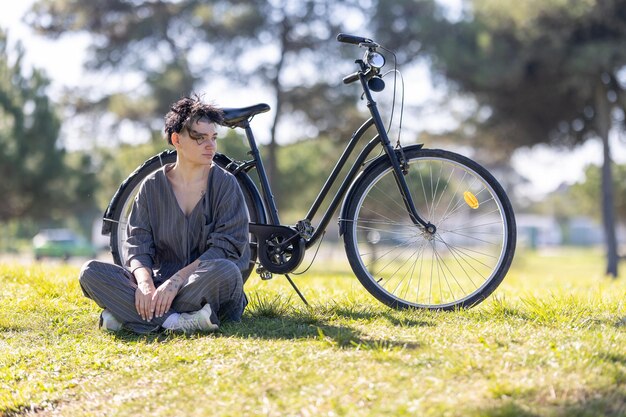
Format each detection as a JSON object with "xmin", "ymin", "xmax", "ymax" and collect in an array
[{"xmin": 359, "ymin": 41, "xmax": 379, "ymax": 48}]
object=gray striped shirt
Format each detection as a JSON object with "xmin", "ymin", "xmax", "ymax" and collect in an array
[{"xmin": 123, "ymin": 163, "xmax": 250, "ymax": 282}]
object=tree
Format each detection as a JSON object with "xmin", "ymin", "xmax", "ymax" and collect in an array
[
  {"xmin": 0, "ymin": 29, "xmax": 96, "ymax": 226},
  {"xmin": 26, "ymin": 0, "xmax": 366, "ymax": 206},
  {"xmin": 375, "ymin": 0, "xmax": 626, "ymax": 276},
  {"xmin": 571, "ymin": 163, "xmax": 626, "ymax": 225}
]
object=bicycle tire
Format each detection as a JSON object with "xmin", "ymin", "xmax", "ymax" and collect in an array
[
  {"xmin": 107, "ymin": 150, "xmax": 263, "ymax": 283},
  {"xmin": 343, "ymin": 148, "xmax": 516, "ymax": 310}
]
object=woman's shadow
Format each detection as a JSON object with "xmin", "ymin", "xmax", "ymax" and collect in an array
[{"xmin": 110, "ymin": 300, "xmax": 435, "ymax": 350}]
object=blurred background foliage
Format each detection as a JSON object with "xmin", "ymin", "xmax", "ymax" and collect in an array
[{"xmin": 1, "ymin": 0, "xmax": 625, "ymax": 274}]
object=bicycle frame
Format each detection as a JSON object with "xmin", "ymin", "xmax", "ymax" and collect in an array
[{"xmin": 232, "ymin": 69, "xmax": 432, "ymax": 250}]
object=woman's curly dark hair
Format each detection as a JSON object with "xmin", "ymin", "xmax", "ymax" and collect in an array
[{"xmin": 164, "ymin": 94, "xmax": 224, "ymax": 145}]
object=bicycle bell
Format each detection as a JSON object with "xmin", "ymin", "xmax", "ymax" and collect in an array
[{"xmin": 368, "ymin": 76, "xmax": 385, "ymax": 92}]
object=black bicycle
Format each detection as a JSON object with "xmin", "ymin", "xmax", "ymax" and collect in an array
[{"xmin": 102, "ymin": 34, "xmax": 516, "ymax": 311}]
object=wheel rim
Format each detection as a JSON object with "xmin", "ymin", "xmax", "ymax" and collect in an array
[{"xmin": 350, "ymin": 156, "xmax": 510, "ymax": 308}]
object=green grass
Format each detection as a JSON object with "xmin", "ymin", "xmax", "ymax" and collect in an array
[{"xmin": 2, "ymin": 247, "xmax": 626, "ymax": 416}]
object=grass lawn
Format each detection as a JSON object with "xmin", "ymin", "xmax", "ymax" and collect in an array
[{"xmin": 2, "ymin": 247, "xmax": 626, "ymax": 416}]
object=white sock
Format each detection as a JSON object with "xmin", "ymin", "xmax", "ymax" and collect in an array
[{"xmin": 162, "ymin": 313, "xmax": 180, "ymax": 329}]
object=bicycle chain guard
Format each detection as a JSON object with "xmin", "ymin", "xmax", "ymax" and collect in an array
[{"xmin": 249, "ymin": 224, "xmax": 306, "ymax": 274}]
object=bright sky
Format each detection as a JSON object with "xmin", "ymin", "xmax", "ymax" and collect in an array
[
  {"xmin": 2, "ymin": 1, "xmax": 626, "ymax": 200},
  {"xmin": 1, "ymin": 2, "xmax": 90, "ymax": 93}
]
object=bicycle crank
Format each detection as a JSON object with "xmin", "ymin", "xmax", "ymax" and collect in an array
[{"xmin": 249, "ymin": 224, "xmax": 306, "ymax": 274}]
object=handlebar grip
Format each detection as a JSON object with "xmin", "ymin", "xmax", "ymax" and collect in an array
[
  {"xmin": 337, "ymin": 33, "xmax": 372, "ymax": 45},
  {"xmin": 343, "ymin": 72, "xmax": 360, "ymax": 85}
]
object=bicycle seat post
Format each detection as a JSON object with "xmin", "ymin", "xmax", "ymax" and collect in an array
[{"xmin": 241, "ymin": 121, "xmax": 281, "ymax": 226}]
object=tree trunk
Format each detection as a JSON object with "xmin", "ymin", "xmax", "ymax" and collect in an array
[
  {"xmin": 595, "ymin": 83, "xmax": 619, "ymax": 278},
  {"xmin": 267, "ymin": 22, "xmax": 289, "ymax": 207},
  {"xmin": 268, "ymin": 83, "xmax": 282, "ymax": 196}
]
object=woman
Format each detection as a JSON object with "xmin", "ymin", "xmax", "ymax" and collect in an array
[{"xmin": 79, "ymin": 95, "xmax": 250, "ymax": 334}]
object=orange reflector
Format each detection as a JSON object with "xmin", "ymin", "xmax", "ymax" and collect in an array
[{"xmin": 463, "ymin": 191, "xmax": 479, "ymax": 209}]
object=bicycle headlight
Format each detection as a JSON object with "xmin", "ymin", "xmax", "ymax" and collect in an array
[{"xmin": 366, "ymin": 51, "xmax": 385, "ymax": 69}]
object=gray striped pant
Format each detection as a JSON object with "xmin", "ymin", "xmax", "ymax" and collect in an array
[{"xmin": 79, "ymin": 259, "xmax": 246, "ymax": 334}]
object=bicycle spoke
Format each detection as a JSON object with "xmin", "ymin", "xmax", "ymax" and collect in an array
[
  {"xmin": 352, "ymin": 218, "xmax": 416, "ymax": 228},
  {"xmin": 437, "ymin": 164, "xmax": 467, "ymax": 223},
  {"xmin": 401, "ymin": 246, "xmax": 422, "ymax": 301},
  {"xmin": 369, "ymin": 182, "xmax": 416, "ymax": 217},
  {"xmin": 432, "ymin": 244, "xmax": 459, "ymax": 303},
  {"xmin": 438, "ymin": 237, "xmax": 486, "ymax": 298},
  {"xmin": 355, "ymin": 224, "xmax": 420, "ymax": 244},
  {"xmin": 438, "ymin": 170, "xmax": 469, "ymax": 224},
  {"xmin": 439, "ymin": 184, "xmax": 484, "ymax": 225},
  {"xmin": 439, "ymin": 238, "xmax": 484, "ymax": 290},
  {"xmin": 442, "ymin": 242, "xmax": 490, "ymax": 288},
  {"xmin": 416, "ymin": 241, "xmax": 425, "ymax": 303},
  {"xmin": 430, "ymin": 164, "xmax": 455, "ymax": 221},
  {"xmin": 446, "ymin": 218, "xmax": 505, "ymax": 233},
  {"xmin": 435, "ymin": 234, "xmax": 497, "ymax": 269},
  {"xmin": 417, "ymin": 161, "xmax": 430, "ymax": 219},
  {"xmin": 437, "ymin": 220, "xmax": 503, "ymax": 235},
  {"xmin": 436, "ymin": 239, "xmax": 500, "ymax": 266},
  {"xmin": 386, "ymin": 245, "xmax": 424, "ymax": 296},
  {"xmin": 442, "ymin": 230, "xmax": 503, "ymax": 246},
  {"xmin": 367, "ymin": 237, "xmax": 425, "ymax": 279},
  {"xmin": 429, "ymin": 243, "xmax": 435, "ymax": 305},
  {"xmin": 428, "ymin": 161, "xmax": 443, "ymax": 220}
]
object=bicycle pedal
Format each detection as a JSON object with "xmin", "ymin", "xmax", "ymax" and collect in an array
[
  {"xmin": 296, "ymin": 219, "xmax": 314, "ymax": 240},
  {"xmin": 257, "ymin": 267, "xmax": 273, "ymax": 280}
]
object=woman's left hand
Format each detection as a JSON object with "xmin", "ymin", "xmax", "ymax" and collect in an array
[{"xmin": 152, "ymin": 274, "xmax": 184, "ymax": 318}]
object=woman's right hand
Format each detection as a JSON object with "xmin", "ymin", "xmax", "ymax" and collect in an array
[{"xmin": 135, "ymin": 279, "xmax": 156, "ymax": 321}]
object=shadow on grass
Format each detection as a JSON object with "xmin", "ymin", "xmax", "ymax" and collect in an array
[
  {"xmin": 598, "ymin": 351, "xmax": 626, "ymax": 366},
  {"xmin": 102, "ymin": 316, "xmax": 424, "ymax": 352},
  {"xmin": 215, "ymin": 293, "xmax": 433, "ymax": 348},
  {"xmin": 108, "ymin": 330, "xmax": 174, "ymax": 344},
  {"xmin": 2, "ymin": 399, "xmax": 61, "ymax": 417},
  {"xmin": 233, "ymin": 294, "xmax": 427, "ymax": 348},
  {"xmin": 473, "ymin": 402, "xmax": 538, "ymax": 417},
  {"xmin": 102, "ymin": 293, "xmax": 433, "ymax": 349},
  {"xmin": 331, "ymin": 304, "xmax": 437, "ymax": 328},
  {"xmin": 104, "ymin": 317, "xmax": 422, "ymax": 351},
  {"xmin": 474, "ymin": 386, "xmax": 626, "ymax": 417},
  {"xmin": 223, "ymin": 315, "xmax": 422, "ymax": 350},
  {"xmin": 0, "ymin": 324, "xmax": 30, "ymax": 333}
]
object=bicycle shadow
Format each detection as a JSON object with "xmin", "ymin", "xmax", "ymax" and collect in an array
[
  {"xmin": 331, "ymin": 305, "xmax": 438, "ymax": 328},
  {"xmin": 222, "ymin": 315, "xmax": 424, "ymax": 350}
]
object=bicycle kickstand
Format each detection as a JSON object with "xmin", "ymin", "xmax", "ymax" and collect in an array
[{"xmin": 284, "ymin": 274, "xmax": 309, "ymax": 307}]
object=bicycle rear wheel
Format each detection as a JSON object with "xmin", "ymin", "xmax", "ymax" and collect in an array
[
  {"xmin": 343, "ymin": 148, "xmax": 516, "ymax": 310},
  {"xmin": 107, "ymin": 150, "xmax": 263, "ymax": 283}
]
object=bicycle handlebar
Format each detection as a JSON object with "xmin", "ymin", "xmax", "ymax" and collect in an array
[
  {"xmin": 336, "ymin": 33, "xmax": 373, "ymax": 45},
  {"xmin": 337, "ymin": 33, "xmax": 383, "ymax": 86},
  {"xmin": 343, "ymin": 72, "xmax": 360, "ymax": 85}
]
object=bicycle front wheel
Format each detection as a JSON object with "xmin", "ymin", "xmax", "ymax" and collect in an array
[{"xmin": 343, "ymin": 148, "xmax": 516, "ymax": 310}]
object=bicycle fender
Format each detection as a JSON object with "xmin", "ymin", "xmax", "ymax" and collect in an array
[
  {"xmin": 101, "ymin": 149, "xmax": 176, "ymax": 235},
  {"xmin": 338, "ymin": 144, "xmax": 424, "ymax": 237}
]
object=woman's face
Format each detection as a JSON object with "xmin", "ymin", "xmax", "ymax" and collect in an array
[{"xmin": 174, "ymin": 120, "xmax": 218, "ymax": 166}]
